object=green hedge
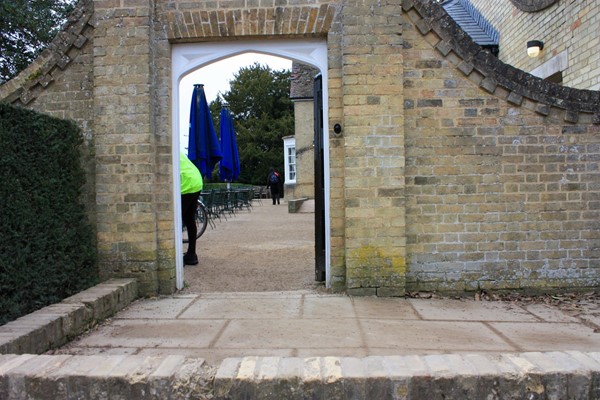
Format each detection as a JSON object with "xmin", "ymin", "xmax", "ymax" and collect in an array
[{"xmin": 0, "ymin": 103, "xmax": 98, "ymax": 325}]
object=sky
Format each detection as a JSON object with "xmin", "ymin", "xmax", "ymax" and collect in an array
[{"xmin": 179, "ymin": 53, "xmax": 292, "ymax": 145}]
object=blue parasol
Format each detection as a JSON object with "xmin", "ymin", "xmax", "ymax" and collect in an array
[
  {"xmin": 188, "ymin": 84, "xmax": 222, "ymax": 178},
  {"xmin": 219, "ymin": 106, "xmax": 241, "ymax": 182}
]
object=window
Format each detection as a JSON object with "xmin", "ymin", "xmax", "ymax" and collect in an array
[
  {"xmin": 283, "ymin": 137, "xmax": 296, "ymax": 184},
  {"xmin": 288, "ymin": 147, "xmax": 296, "ymax": 181}
]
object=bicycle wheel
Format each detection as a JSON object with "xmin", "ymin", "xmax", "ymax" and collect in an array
[
  {"xmin": 195, "ymin": 201, "xmax": 209, "ymax": 238},
  {"xmin": 183, "ymin": 200, "xmax": 209, "ymax": 243}
]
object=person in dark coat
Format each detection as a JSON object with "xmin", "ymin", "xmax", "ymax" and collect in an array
[{"xmin": 266, "ymin": 167, "xmax": 281, "ymax": 205}]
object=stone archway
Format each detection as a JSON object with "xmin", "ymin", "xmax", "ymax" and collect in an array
[
  {"xmin": 171, "ymin": 39, "xmax": 330, "ymax": 290},
  {"xmin": 3, "ymin": 0, "xmax": 599, "ymax": 298}
]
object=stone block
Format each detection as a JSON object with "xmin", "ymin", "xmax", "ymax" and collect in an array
[
  {"xmin": 13, "ymin": 355, "xmax": 72, "ymax": 400},
  {"xmin": 507, "ymin": 91, "xmax": 524, "ymax": 105},
  {"xmin": 376, "ymin": 287, "xmax": 405, "ymax": 297},
  {"xmin": 214, "ymin": 358, "xmax": 241, "ymax": 397},
  {"xmin": 35, "ymin": 303, "xmax": 92, "ymax": 341},
  {"xmin": 0, "ymin": 354, "xmax": 37, "ymax": 399},
  {"xmin": 287, "ymin": 197, "xmax": 308, "ymax": 213},
  {"xmin": 479, "ymin": 77, "xmax": 497, "ymax": 93},
  {"xmin": 62, "ymin": 279, "xmax": 138, "ymax": 322},
  {"xmin": 565, "ymin": 110, "xmax": 579, "ymax": 124},
  {"xmin": 0, "ymin": 280, "xmax": 138, "ymax": 356}
]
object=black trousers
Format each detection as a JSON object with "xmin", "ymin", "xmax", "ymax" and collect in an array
[
  {"xmin": 181, "ymin": 191, "xmax": 200, "ymax": 255},
  {"xmin": 270, "ymin": 186, "xmax": 280, "ymax": 204}
]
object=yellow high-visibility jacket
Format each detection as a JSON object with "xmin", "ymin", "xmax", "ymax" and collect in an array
[{"xmin": 180, "ymin": 152, "xmax": 203, "ymax": 194}]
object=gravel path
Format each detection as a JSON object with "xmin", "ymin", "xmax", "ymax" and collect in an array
[{"xmin": 180, "ymin": 199, "xmax": 322, "ymax": 293}]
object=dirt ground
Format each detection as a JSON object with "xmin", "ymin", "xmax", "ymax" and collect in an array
[{"xmin": 180, "ymin": 198, "xmax": 323, "ymax": 293}]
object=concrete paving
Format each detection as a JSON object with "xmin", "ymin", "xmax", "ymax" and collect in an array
[
  {"xmin": 1, "ymin": 275, "xmax": 599, "ymax": 398},
  {"xmin": 49, "ymin": 198, "xmax": 593, "ymax": 369},
  {"xmin": 52, "ymin": 290, "xmax": 600, "ymax": 367},
  {"xmin": 5, "ymin": 199, "xmax": 600, "ymax": 398}
]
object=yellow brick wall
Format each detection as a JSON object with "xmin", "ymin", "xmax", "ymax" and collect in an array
[
  {"xmin": 403, "ymin": 4, "xmax": 600, "ymax": 292},
  {"xmin": 340, "ymin": 0, "xmax": 406, "ymax": 296},
  {"xmin": 2, "ymin": 0, "xmax": 599, "ymax": 297}
]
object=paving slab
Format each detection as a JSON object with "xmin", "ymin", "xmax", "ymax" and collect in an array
[
  {"xmin": 352, "ymin": 297, "xmax": 419, "ymax": 319},
  {"xmin": 214, "ymin": 318, "xmax": 364, "ymax": 349},
  {"xmin": 138, "ymin": 348, "xmax": 295, "ymax": 366},
  {"xmin": 72, "ymin": 319, "xmax": 227, "ymax": 349},
  {"xmin": 179, "ymin": 297, "xmax": 302, "ymax": 319},
  {"xmin": 47, "ymin": 291, "xmax": 600, "ymax": 369},
  {"xmin": 580, "ymin": 313, "xmax": 600, "ymax": 327},
  {"xmin": 408, "ymin": 298, "xmax": 538, "ymax": 321},
  {"xmin": 114, "ymin": 297, "xmax": 197, "ymax": 319},
  {"xmin": 52, "ymin": 346, "xmax": 139, "ymax": 356},
  {"xmin": 360, "ymin": 319, "xmax": 515, "ymax": 352},
  {"xmin": 302, "ymin": 296, "xmax": 355, "ymax": 319},
  {"xmin": 523, "ymin": 303, "xmax": 581, "ymax": 323},
  {"xmin": 489, "ymin": 322, "xmax": 600, "ymax": 352},
  {"xmin": 295, "ymin": 347, "xmax": 370, "ymax": 358},
  {"xmin": 7, "ymin": 278, "xmax": 600, "ymax": 398}
]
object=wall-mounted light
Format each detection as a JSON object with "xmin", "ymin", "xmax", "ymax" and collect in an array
[{"xmin": 527, "ymin": 40, "xmax": 544, "ymax": 58}]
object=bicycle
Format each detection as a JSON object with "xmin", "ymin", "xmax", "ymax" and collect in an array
[{"xmin": 183, "ymin": 199, "xmax": 209, "ymax": 243}]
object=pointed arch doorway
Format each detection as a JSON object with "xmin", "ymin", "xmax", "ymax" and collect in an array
[{"xmin": 171, "ymin": 39, "xmax": 331, "ymax": 291}]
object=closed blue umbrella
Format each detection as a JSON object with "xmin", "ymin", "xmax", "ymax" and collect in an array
[
  {"xmin": 188, "ymin": 84, "xmax": 222, "ymax": 178},
  {"xmin": 219, "ymin": 106, "xmax": 241, "ymax": 182}
]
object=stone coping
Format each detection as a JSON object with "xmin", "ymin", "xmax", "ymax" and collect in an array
[
  {"xmin": 404, "ymin": 0, "xmax": 600, "ymax": 121},
  {"xmin": 0, "ymin": 279, "xmax": 138, "ymax": 355},
  {"xmin": 2, "ymin": 352, "xmax": 600, "ymax": 399}
]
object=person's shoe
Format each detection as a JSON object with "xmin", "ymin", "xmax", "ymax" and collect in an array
[{"xmin": 183, "ymin": 253, "xmax": 198, "ymax": 265}]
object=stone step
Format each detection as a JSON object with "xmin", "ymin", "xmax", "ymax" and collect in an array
[{"xmin": 2, "ymin": 352, "xmax": 600, "ymax": 399}]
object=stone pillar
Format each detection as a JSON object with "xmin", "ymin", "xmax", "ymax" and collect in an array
[
  {"xmin": 92, "ymin": 0, "xmax": 163, "ymax": 295},
  {"xmin": 341, "ymin": 0, "xmax": 406, "ymax": 296}
]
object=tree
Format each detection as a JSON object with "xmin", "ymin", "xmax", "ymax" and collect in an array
[
  {"xmin": 210, "ymin": 63, "xmax": 293, "ymax": 186},
  {"xmin": 0, "ymin": 0, "xmax": 75, "ymax": 83}
]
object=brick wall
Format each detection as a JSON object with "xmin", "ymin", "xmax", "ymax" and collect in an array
[
  {"xmin": 91, "ymin": 0, "xmax": 166, "ymax": 295},
  {"xmin": 469, "ymin": 0, "xmax": 600, "ymax": 90},
  {"xmin": 341, "ymin": 0, "xmax": 406, "ymax": 296},
  {"xmin": 0, "ymin": 0, "xmax": 177, "ymax": 295},
  {"xmin": 156, "ymin": 0, "xmax": 346, "ymax": 292},
  {"xmin": 324, "ymin": 5, "xmax": 347, "ymax": 292},
  {"xmin": 1, "ymin": 0, "xmax": 599, "ymax": 297},
  {"xmin": 0, "ymin": 0, "xmax": 345, "ymax": 296},
  {"xmin": 403, "ymin": 1, "xmax": 600, "ymax": 293}
]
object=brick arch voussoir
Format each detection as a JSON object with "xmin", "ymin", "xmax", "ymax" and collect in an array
[
  {"xmin": 402, "ymin": 0, "xmax": 600, "ymax": 125},
  {"xmin": 164, "ymin": 4, "xmax": 337, "ymax": 41},
  {"xmin": 0, "ymin": 0, "xmax": 94, "ymax": 106}
]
